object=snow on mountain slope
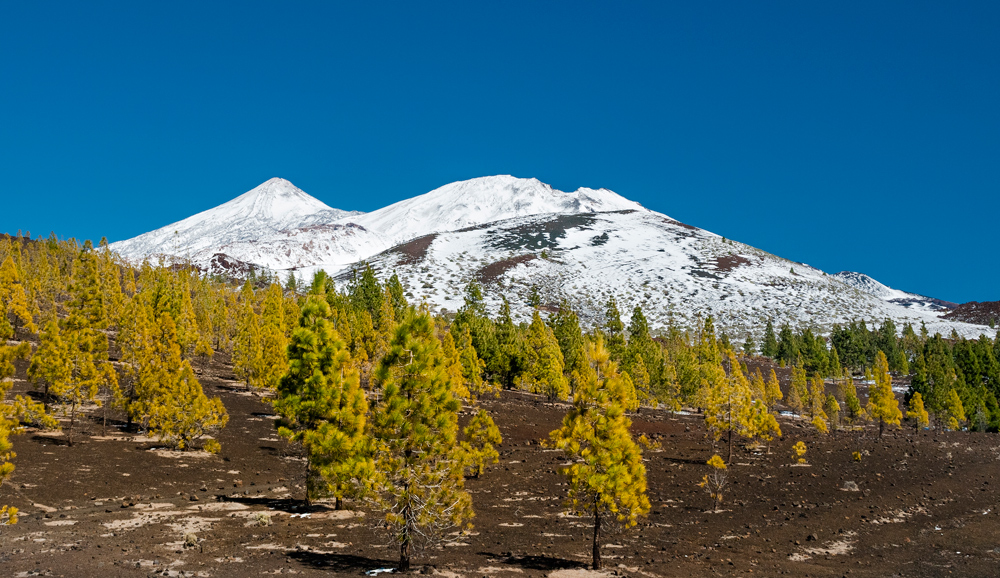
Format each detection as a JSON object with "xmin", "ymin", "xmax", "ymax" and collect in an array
[
  {"xmin": 343, "ymin": 175, "xmax": 644, "ymax": 247},
  {"xmin": 109, "ymin": 178, "xmax": 377, "ymax": 271},
  {"xmin": 341, "ymin": 210, "xmax": 992, "ymax": 339},
  {"xmin": 834, "ymin": 271, "xmax": 957, "ymax": 314},
  {"xmin": 109, "ymin": 175, "xmax": 992, "ymax": 339},
  {"xmin": 110, "ymin": 175, "xmax": 644, "ymax": 274}
]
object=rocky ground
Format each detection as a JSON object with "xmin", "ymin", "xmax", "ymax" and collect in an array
[{"xmin": 2, "ymin": 358, "xmax": 1000, "ymax": 578}]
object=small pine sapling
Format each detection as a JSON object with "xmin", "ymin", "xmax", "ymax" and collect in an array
[
  {"xmin": 697, "ymin": 454, "xmax": 728, "ymax": 513},
  {"xmin": 792, "ymin": 441, "xmax": 807, "ymax": 464}
]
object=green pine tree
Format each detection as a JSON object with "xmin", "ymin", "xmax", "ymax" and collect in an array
[
  {"xmin": 275, "ymin": 291, "xmax": 373, "ymax": 508},
  {"xmin": 549, "ymin": 336, "xmax": 650, "ymax": 570},
  {"xmin": 370, "ymin": 310, "xmax": 473, "ymax": 572}
]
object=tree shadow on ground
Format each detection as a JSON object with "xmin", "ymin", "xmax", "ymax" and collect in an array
[
  {"xmin": 479, "ymin": 552, "xmax": 587, "ymax": 571},
  {"xmin": 221, "ymin": 494, "xmax": 328, "ymax": 514},
  {"xmin": 287, "ymin": 551, "xmax": 395, "ymax": 574},
  {"xmin": 663, "ymin": 456, "xmax": 708, "ymax": 465},
  {"xmin": 31, "ymin": 434, "xmax": 71, "ymax": 446}
]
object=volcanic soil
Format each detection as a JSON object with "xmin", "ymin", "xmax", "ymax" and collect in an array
[{"xmin": 2, "ymin": 356, "xmax": 1000, "ymax": 578}]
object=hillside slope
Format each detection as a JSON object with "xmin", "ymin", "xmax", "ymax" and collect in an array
[{"xmin": 342, "ymin": 209, "xmax": 992, "ymax": 339}]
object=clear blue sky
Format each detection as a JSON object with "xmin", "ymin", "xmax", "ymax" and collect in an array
[{"xmin": 2, "ymin": 2, "xmax": 997, "ymax": 303}]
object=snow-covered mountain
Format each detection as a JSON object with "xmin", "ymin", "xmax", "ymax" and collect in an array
[
  {"xmin": 340, "ymin": 210, "xmax": 990, "ymax": 339},
  {"xmin": 110, "ymin": 176, "xmax": 995, "ymax": 339},
  {"xmin": 833, "ymin": 271, "xmax": 957, "ymax": 314},
  {"xmin": 109, "ymin": 178, "xmax": 374, "ymax": 271},
  {"xmin": 350, "ymin": 175, "xmax": 642, "ymax": 248},
  {"xmin": 110, "ymin": 175, "xmax": 643, "ymax": 274}
]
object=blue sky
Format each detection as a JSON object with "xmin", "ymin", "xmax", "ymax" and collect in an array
[{"xmin": 2, "ymin": 2, "xmax": 997, "ymax": 303}]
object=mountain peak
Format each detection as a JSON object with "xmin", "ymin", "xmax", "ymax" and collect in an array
[{"xmin": 346, "ymin": 175, "xmax": 646, "ymax": 245}]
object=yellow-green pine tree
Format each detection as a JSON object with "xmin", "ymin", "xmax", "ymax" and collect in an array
[
  {"xmin": 460, "ymin": 409, "xmax": 502, "ymax": 478},
  {"xmin": 549, "ymin": 336, "xmax": 650, "ymax": 570},
  {"xmin": 117, "ymin": 296, "xmax": 153, "ymax": 429},
  {"xmin": 824, "ymin": 394, "xmax": 841, "ymax": 431},
  {"xmin": 27, "ymin": 320, "xmax": 70, "ymax": 409},
  {"xmin": 275, "ymin": 291, "xmax": 373, "ymax": 509},
  {"xmin": 1, "ymin": 339, "xmax": 35, "ymax": 526},
  {"xmin": 0, "ymin": 255, "xmax": 38, "ymax": 337},
  {"xmin": 907, "ymin": 392, "xmax": 930, "ymax": 431},
  {"xmin": 441, "ymin": 331, "xmax": 470, "ymax": 400},
  {"xmin": 522, "ymin": 312, "xmax": 569, "ymax": 401},
  {"xmin": 56, "ymin": 248, "xmax": 117, "ymax": 446},
  {"xmin": 764, "ymin": 369, "xmax": 783, "ymax": 412},
  {"xmin": 371, "ymin": 310, "xmax": 473, "ymax": 572},
  {"xmin": 457, "ymin": 325, "xmax": 493, "ymax": 399},
  {"xmin": 747, "ymin": 399, "xmax": 781, "ymax": 454},
  {"xmin": 232, "ymin": 282, "xmax": 263, "ymax": 390},
  {"xmin": 143, "ymin": 313, "xmax": 229, "ymax": 450},
  {"xmin": 867, "ymin": 350, "xmax": 902, "ymax": 437},
  {"xmin": 260, "ymin": 283, "xmax": 288, "ymax": 390},
  {"xmin": 809, "ymin": 375, "xmax": 829, "ymax": 434},
  {"xmin": 942, "ymin": 389, "xmax": 965, "ymax": 431},
  {"xmin": 787, "ymin": 363, "xmax": 807, "ymax": 415}
]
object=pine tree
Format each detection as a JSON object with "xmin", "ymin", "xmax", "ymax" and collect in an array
[
  {"xmin": 747, "ymin": 399, "xmax": 781, "ymax": 454},
  {"xmin": 386, "ymin": 273, "xmax": 408, "ymax": 322},
  {"xmin": 232, "ymin": 282, "xmax": 263, "ymax": 390},
  {"xmin": 27, "ymin": 320, "xmax": 70, "ymax": 409},
  {"xmin": 457, "ymin": 325, "xmax": 492, "ymax": 399},
  {"xmin": 0, "ymin": 255, "xmax": 37, "ymax": 337},
  {"xmin": 56, "ymin": 248, "xmax": 117, "ymax": 446},
  {"xmin": 260, "ymin": 283, "xmax": 289, "ymax": 390},
  {"xmin": 787, "ymin": 364, "xmax": 807, "ymax": 415},
  {"xmin": 1, "ymin": 338, "xmax": 40, "ymax": 527},
  {"xmin": 522, "ymin": 312, "xmax": 568, "ymax": 401},
  {"xmin": 742, "ymin": 333, "xmax": 756, "ymax": 357},
  {"xmin": 116, "ymin": 296, "xmax": 153, "ymax": 429},
  {"xmin": 867, "ymin": 350, "xmax": 902, "ymax": 437},
  {"xmin": 824, "ymin": 394, "xmax": 840, "ymax": 431},
  {"xmin": 276, "ymin": 291, "xmax": 373, "ymax": 509},
  {"xmin": 549, "ymin": 336, "xmax": 650, "ymax": 570},
  {"xmin": 907, "ymin": 392, "xmax": 930, "ymax": 431},
  {"xmin": 550, "ymin": 301, "xmax": 586, "ymax": 383},
  {"xmin": 840, "ymin": 374, "xmax": 864, "ymax": 423},
  {"xmin": 460, "ymin": 409, "xmax": 502, "ymax": 478},
  {"xmin": 627, "ymin": 354, "xmax": 651, "ymax": 406},
  {"xmin": 141, "ymin": 314, "xmax": 228, "ymax": 450},
  {"xmin": 602, "ymin": 296, "xmax": 626, "ymax": 362},
  {"xmin": 371, "ymin": 310, "xmax": 473, "ymax": 572},
  {"xmin": 697, "ymin": 454, "xmax": 728, "ymax": 512},
  {"xmin": 441, "ymin": 331, "xmax": 470, "ymax": 401},
  {"xmin": 761, "ymin": 319, "xmax": 778, "ymax": 359},
  {"xmin": 749, "ymin": 369, "xmax": 765, "ymax": 400},
  {"xmin": 764, "ymin": 369, "xmax": 783, "ymax": 412},
  {"xmin": 808, "ymin": 375, "xmax": 829, "ymax": 434},
  {"xmin": 942, "ymin": 389, "xmax": 966, "ymax": 431},
  {"xmin": 702, "ymin": 352, "xmax": 753, "ymax": 462}
]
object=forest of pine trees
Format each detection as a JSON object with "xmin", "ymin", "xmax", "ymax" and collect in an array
[{"xmin": 2, "ymin": 231, "xmax": 1000, "ymax": 566}]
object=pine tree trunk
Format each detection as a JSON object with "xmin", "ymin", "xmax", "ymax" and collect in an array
[
  {"xmin": 399, "ymin": 540, "xmax": 410, "ymax": 572},
  {"xmin": 335, "ymin": 496, "xmax": 343, "ymax": 511},
  {"xmin": 68, "ymin": 401, "xmax": 76, "ymax": 447},
  {"xmin": 592, "ymin": 496, "xmax": 602, "ymax": 570},
  {"xmin": 879, "ymin": 418, "xmax": 884, "ymax": 439},
  {"xmin": 728, "ymin": 427, "xmax": 733, "ymax": 464},
  {"xmin": 304, "ymin": 452, "xmax": 312, "ymax": 507}
]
